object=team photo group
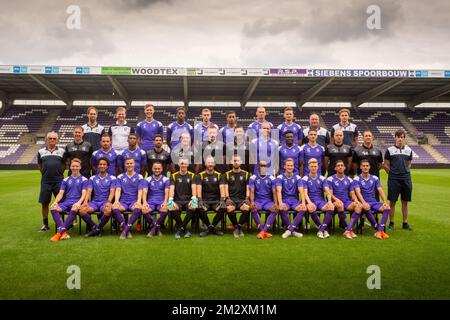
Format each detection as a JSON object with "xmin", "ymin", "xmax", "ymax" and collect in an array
[{"xmin": 38, "ymin": 103, "xmax": 413, "ymax": 242}]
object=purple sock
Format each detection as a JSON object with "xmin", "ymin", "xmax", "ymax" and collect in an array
[
  {"xmin": 97, "ymin": 213, "xmax": 103, "ymax": 222},
  {"xmin": 124, "ymin": 209, "xmax": 141, "ymax": 233},
  {"xmin": 310, "ymin": 212, "xmax": 322, "ymax": 228},
  {"xmin": 143, "ymin": 213, "xmax": 154, "ymax": 227},
  {"xmin": 288, "ymin": 211, "xmax": 304, "ymax": 232},
  {"xmin": 346, "ymin": 213, "xmax": 359, "ymax": 231},
  {"xmin": 337, "ymin": 211, "xmax": 348, "ymax": 228},
  {"xmin": 112, "ymin": 209, "xmax": 125, "ymax": 228},
  {"xmin": 279, "ymin": 211, "xmax": 290, "ymax": 227},
  {"xmin": 251, "ymin": 211, "xmax": 262, "ymax": 231},
  {"xmin": 365, "ymin": 210, "xmax": 378, "ymax": 229},
  {"xmin": 96, "ymin": 214, "xmax": 110, "ymax": 231},
  {"xmin": 155, "ymin": 212, "xmax": 167, "ymax": 226},
  {"xmin": 61, "ymin": 210, "xmax": 78, "ymax": 233},
  {"xmin": 378, "ymin": 210, "xmax": 389, "ymax": 231},
  {"xmin": 51, "ymin": 210, "xmax": 63, "ymax": 229},
  {"xmin": 263, "ymin": 212, "xmax": 276, "ymax": 232},
  {"xmin": 81, "ymin": 214, "xmax": 97, "ymax": 228},
  {"xmin": 319, "ymin": 211, "xmax": 333, "ymax": 232}
]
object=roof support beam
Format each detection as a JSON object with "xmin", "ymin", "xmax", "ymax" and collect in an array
[
  {"xmin": 296, "ymin": 77, "xmax": 334, "ymax": 108},
  {"xmin": 183, "ymin": 76, "xmax": 189, "ymax": 108},
  {"xmin": 107, "ymin": 76, "xmax": 131, "ymax": 107},
  {"xmin": 406, "ymin": 83, "xmax": 450, "ymax": 111},
  {"xmin": 28, "ymin": 74, "xmax": 72, "ymax": 106},
  {"xmin": 351, "ymin": 78, "xmax": 406, "ymax": 108},
  {"xmin": 241, "ymin": 77, "xmax": 261, "ymax": 109}
]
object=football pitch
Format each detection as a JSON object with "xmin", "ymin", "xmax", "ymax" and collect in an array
[{"xmin": 0, "ymin": 169, "xmax": 449, "ymax": 300}]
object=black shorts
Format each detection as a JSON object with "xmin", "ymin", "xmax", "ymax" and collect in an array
[
  {"xmin": 174, "ymin": 201, "xmax": 194, "ymax": 212},
  {"xmin": 39, "ymin": 181, "xmax": 62, "ymax": 204},
  {"xmin": 388, "ymin": 177, "xmax": 412, "ymax": 202},
  {"xmin": 199, "ymin": 201, "xmax": 221, "ymax": 212},
  {"xmin": 229, "ymin": 198, "xmax": 247, "ymax": 211}
]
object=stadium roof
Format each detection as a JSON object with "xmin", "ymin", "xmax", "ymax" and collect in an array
[{"xmin": 0, "ymin": 65, "xmax": 450, "ymax": 110}]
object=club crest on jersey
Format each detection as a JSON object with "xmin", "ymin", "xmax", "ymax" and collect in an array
[
  {"xmin": 213, "ymin": 177, "xmax": 217, "ymax": 182},
  {"xmin": 177, "ymin": 178, "xmax": 182, "ymax": 183}
]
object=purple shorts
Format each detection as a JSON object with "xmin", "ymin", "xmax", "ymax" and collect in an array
[
  {"xmin": 312, "ymin": 199, "xmax": 328, "ymax": 211},
  {"xmin": 343, "ymin": 200, "xmax": 354, "ymax": 210},
  {"xmin": 367, "ymin": 201, "xmax": 384, "ymax": 212},
  {"xmin": 255, "ymin": 199, "xmax": 276, "ymax": 211},
  {"xmin": 58, "ymin": 200, "xmax": 77, "ymax": 212},
  {"xmin": 119, "ymin": 200, "xmax": 139, "ymax": 211},
  {"xmin": 284, "ymin": 197, "xmax": 302, "ymax": 210},
  {"xmin": 147, "ymin": 200, "xmax": 163, "ymax": 211},
  {"xmin": 88, "ymin": 200, "xmax": 107, "ymax": 212}
]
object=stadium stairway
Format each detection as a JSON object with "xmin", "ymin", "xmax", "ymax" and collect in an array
[
  {"xmin": 395, "ymin": 111, "xmax": 418, "ymax": 138},
  {"xmin": 16, "ymin": 144, "xmax": 41, "ymax": 164},
  {"xmin": 37, "ymin": 109, "xmax": 61, "ymax": 136},
  {"xmin": 421, "ymin": 144, "xmax": 450, "ymax": 164}
]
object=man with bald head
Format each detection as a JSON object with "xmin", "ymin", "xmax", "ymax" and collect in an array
[
  {"xmin": 247, "ymin": 106, "xmax": 274, "ymax": 140},
  {"xmin": 324, "ymin": 129, "xmax": 352, "ymax": 177},
  {"xmin": 303, "ymin": 113, "xmax": 330, "ymax": 148}
]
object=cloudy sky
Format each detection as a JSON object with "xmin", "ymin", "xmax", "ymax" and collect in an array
[{"xmin": 1, "ymin": 0, "xmax": 449, "ymax": 68}]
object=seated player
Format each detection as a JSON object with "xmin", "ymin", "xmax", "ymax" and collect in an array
[
  {"xmin": 82, "ymin": 158, "xmax": 117, "ymax": 237},
  {"xmin": 276, "ymin": 158, "xmax": 307, "ymax": 239},
  {"xmin": 49, "ymin": 158, "xmax": 88, "ymax": 242},
  {"xmin": 327, "ymin": 160, "xmax": 362, "ymax": 240},
  {"xmin": 353, "ymin": 159, "xmax": 391, "ymax": 240},
  {"xmin": 142, "ymin": 162, "xmax": 170, "ymax": 237},
  {"xmin": 167, "ymin": 157, "xmax": 198, "ymax": 239},
  {"xmin": 302, "ymin": 158, "xmax": 335, "ymax": 239},
  {"xmin": 113, "ymin": 158, "xmax": 145, "ymax": 240},
  {"xmin": 194, "ymin": 156, "xmax": 227, "ymax": 237},
  {"xmin": 220, "ymin": 154, "xmax": 251, "ymax": 238},
  {"xmin": 249, "ymin": 161, "xmax": 278, "ymax": 239}
]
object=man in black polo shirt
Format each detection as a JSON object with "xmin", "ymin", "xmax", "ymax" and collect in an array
[
  {"xmin": 352, "ymin": 131, "xmax": 383, "ymax": 177},
  {"xmin": 147, "ymin": 134, "xmax": 171, "ymax": 176},
  {"xmin": 324, "ymin": 129, "xmax": 352, "ymax": 177},
  {"xmin": 225, "ymin": 126, "xmax": 250, "ymax": 172},
  {"xmin": 37, "ymin": 132, "xmax": 65, "ymax": 231},
  {"xmin": 82, "ymin": 106, "xmax": 105, "ymax": 151},
  {"xmin": 384, "ymin": 129, "xmax": 413, "ymax": 231},
  {"xmin": 63, "ymin": 126, "xmax": 93, "ymax": 178},
  {"xmin": 197, "ymin": 125, "xmax": 226, "ymax": 173}
]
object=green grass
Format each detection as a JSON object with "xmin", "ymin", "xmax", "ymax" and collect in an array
[{"xmin": 0, "ymin": 169, "xmax": 449, "ymax": 300}]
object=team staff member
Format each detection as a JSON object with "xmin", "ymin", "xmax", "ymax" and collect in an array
[
  {"xmin": 37, "ymin": 132, "xmax": 65, "ymax": 232},
  {"xmin": 303, "ymin": 113, "xmax": 330, "ymax": 147},
  {"xmin": 352, "ymin": 131, "xmax": 383, "ymax": 177},
  {"xmin": 324, "ymin": 129, "xmax": 352, "ymax": 177},
  {"xmin": 63, "ymin": 125, "xmax": 93, "ymax": 178},
  {"xmin": 109, "ymin": 107, "xmax": 134, "ymax": 154},
  {"xmin": 82, "ymin": 106, "xmax": 105, "ymax": 151},
  {"xmin": 330, "ymin": 108, "xmax": 359, "ymax": 148},
  {"xmin": 146, "ymin": 134, "xmax": 171, "ymax": 176}
]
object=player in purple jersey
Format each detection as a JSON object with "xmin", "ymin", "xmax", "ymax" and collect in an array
[
  {"xmin": 353, "ymin": 159, "xmax": 391, "ymax": 240},
  {"xmin": 81, "ymin": 158, "xmax": 117, "ymax": 237},
  {"xmin": 166, "ymin": 107, "xmax": 194, "ymax": 149},
  {"xmin": 136, "ymin": 103, "xmax": 164, "ymax": 152},
  {"xmin": 299, "ymin": 129, "xmax": 325, "ymax": 176},
  {"xmin": 279, "ymin": 131, "xmax": 301, "ymax": 175},
  {"xmin": 219, "ymin": 111, "xmax": 237, "ymax": 144},
  {"xmin": 113, "ymin": 158, "xmax": 145, "ymax": 240},
  {"xmin": 117, "ymin": 133, "xmax": 147, "ymax": 176},
  {"xmin": 276, "ymin": 159, "xmax": 306, "ymax": 239},
  {"xmin": 249, "ymin": 122, "xmax": 279, "ymax": 176},
  {"xmin": 194, "ymin": 108, "xmax": 219, "ymax": 145},
  {"xmin": 277, "ymin": 107, "xmax": 303, "ymax": 146},
  {"xmin": 142, "ymin": 162, "xmax": 170, "ymax": 237},
  {"xmin": 50, "ymin": 158, "xmax": 89, "ymax": 242},
  {"xmin": 327, "ymin": 160, "xmax": 362, "ymax": 240},
  {"xmin": 249, "ymin": 161, "xmax": 279, "ymax": 239},
  {"xmin": 302, "ymin": 158, "xmax": 335, "ymax": 239},
  {"xmin": 247, "ymin": 106, "xmax": 274, "ymax": 140},
  {"xmin": 91, "ymin": 134, "xmax": 119, "ymax": 176}
]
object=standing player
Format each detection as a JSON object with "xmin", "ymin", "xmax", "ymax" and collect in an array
[
  {"xmin": 247, "ymin": 106, "xmax": 274, "ymax": 140},
  {"xmin": 220, "ymin": 154, "xmax": 251, "ymax": 238},
  {"xmin": 136, "ymin": 103, "xmax": 164, "ymax": 152},
  {"xmin": 142, "ymin": 162, "xmax": 170, "ymax": 237},
  {"xmin": 117, "ymin": 133, "xmax": 147, "ymax": 176},
  {"xmin": 327, "ymin": 160, "xmax": 362, "ymax": 239},
  {"xmin": 248, "ymin": 161, "xmax": 278, "ymax": 239},
  {"xmin": 302, "ymin": 158, "xmax": 334, "ymax": 239},
  {"xmin": 279, "ymin": 131, "xmax": 301, "ymax": 175},
  {"xmin": 353, "ymin": 159, "xmax": 391, "ymax": 239},
  {"xmin": 49, "ymin": 158, "xmax": 89, "ymax": 242},
  {"xmin": 194, "ymin": 156, "xmax": 226, "ymax": 237},
  {"xmin": 302, "ymin": 113, "xmax": 330, "ymax": 147},
  {"xmin": 384, "ymin": 129, "xmax": 413, "ymax": 231},
  {"xmin": 276, "ymin": 158, "xmax": 306, "ymax": 238},
  {"xmin": 82, "ymin": 106, "xmax": 105, "ymax": 151},
  {"xmin": 249, "ymin": 122, "xmax": 279, "ymax": 176},
  {"xmin": 324, "ymin": 129, "xmax": 352, "ymax": 177},
  {"xmin": 63, "ymin": 126, "xmax": 93, "ymax": 178},
  {"xmin": 330, "ymin": 108, "xmax": 359, "ymax": 148},
  {"xmin": 277, "ymin": 107, "xmax": 303, "ymax": 146},
  {"xmin": 193, "ymin": 108, "xmax": 219, "ymax": 145},
  {"xmin": 82, "ymin": 158, "xmax": 117, "ymax": 237},
  {"xmin": 166, "ymin": 107, "xmax": 194, "ymax": 149},
  {"xmin": 219, "ymin": 111, "xmax": 238, "ymax": 144},
  {"xmin": 37, "ymin": 132, "xmax": 65, "ymax": 231},
  {"xmin": 352, "ymin": 131, "xmax": 383, "ymax": 177},
  {"xmin": 91, "ymin": 134, "xmax": 119, "ymax": 176},
  {"xmin": 113, "ymin": 158, "xmax": 145, "ymax": 240},
  {"xmin": 167, "ymin": 158, "xmax": 198, "ymax": 239},
  {"xmin": 109, "ymin": 107, "xmax": 134, "ymax": 155},
  {"xmin": 299, "ymin": 129, "xmax": 325, "ymax": 177},
  {"xmin": 146, "ymin": 134, "xmax": 171, "ymax": 175}
]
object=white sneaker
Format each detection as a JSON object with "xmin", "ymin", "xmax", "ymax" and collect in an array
[
  {"xmin": 292, "ymin": 231, "xmax": 303, "ymax": 238},
  {"xmin": 323, "ymin": 230, "xmax": 330, "ymax": 238},
  {"xmin": 282, "ymin": 230, "xmax": 292, "ymax": 239},
  {"xmin": 317, "ymin": 231, "xmax": 324, "ymax": 239},
  {"xmin": 306, "ymin": 221, "xmax": 311, "ymax": 230},
  {"xmin": 343, "ymin": 231, "xmax": 353, "ymax": 239}
]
